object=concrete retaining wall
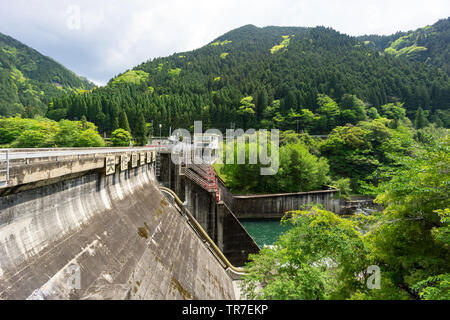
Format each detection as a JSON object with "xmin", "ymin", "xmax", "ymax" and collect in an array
[
  {"xmin": 217, "ymin": 202, "xmax": 260, "ymax": 265},
  {"xmin": 218, "ymin": 178, "xmax": 341, "ymax": 219},
  {"xmin": 0, "ymin": 161, "xmax": 235, "ymax": 300}
]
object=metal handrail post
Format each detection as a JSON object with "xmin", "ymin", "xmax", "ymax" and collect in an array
[{"xmin": 6, "ymin": 149, "xmax": 9, "ymax": 181}]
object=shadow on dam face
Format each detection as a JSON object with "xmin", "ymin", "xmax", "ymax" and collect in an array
[{"xmin": 0, "ymin": 164, "xmax": 236, "ymax": 300}]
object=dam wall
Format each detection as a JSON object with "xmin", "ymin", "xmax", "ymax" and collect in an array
[
  {"xmin": 158, "ymin": 154, "xmax": 260, "ymax": 266},
  {"xmin": 0, "ymin": 150, "xmax": 235, "ymax": 300},
  {"xmin": 217, "ymin": 202, "xmax": 260, "ymax": 264}
]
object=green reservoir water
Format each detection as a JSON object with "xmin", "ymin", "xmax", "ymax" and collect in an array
[{"xmin": 240, "ymin": 219, "xmax": 293, "ymax": 248}]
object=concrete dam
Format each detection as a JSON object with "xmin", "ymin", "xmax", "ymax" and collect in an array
[
  {"xmin": 0, "ymin": 148, "xmax": 258, "ymax": 300},
  {"xmin": 0, "ymin": 146, "xmax": 343, "ymax": 300}
]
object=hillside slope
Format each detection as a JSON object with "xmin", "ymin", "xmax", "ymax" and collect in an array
[
  {"xmin": 48, "ymin": 23, "xmax": 450, "ymax": 135},
  {"xmin": 359, "ymin": 17, "xmax": 450, "ymax": 74},
  {"xmin": 0, "ymin": 32, "xmax": 94, "ymax": 117}
]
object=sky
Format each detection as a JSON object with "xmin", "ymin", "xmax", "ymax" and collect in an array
[{"xmin": 1, "ymin": 0, "xmax": 449, "ymax": 85}]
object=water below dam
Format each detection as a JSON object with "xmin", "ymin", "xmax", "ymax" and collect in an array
[
  {"xmin": 240, "ymin": 206, "xmax": 379, "ymax": 248},
  {"xmin": 240, "ymin": 219, "xmax": 293, "ymax": 248}
]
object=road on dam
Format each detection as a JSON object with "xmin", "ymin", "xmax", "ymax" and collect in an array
[{"xmin": 0, "ymin": 147, "xmax": 170, "ymax": 161}]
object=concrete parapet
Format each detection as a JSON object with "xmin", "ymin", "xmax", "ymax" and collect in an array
[
  {"xmin": 217, "ymin": 177, "xmax": 341, "ymax": 218},
  {"xmin": 0, "ymin": 148, "xmax": 156, "ymax": 191}
]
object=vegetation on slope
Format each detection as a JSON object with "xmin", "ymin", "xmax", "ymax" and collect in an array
[
  {"xmin": 0, "ymin": 116, "xmax": 105, "ymax": 148},
  {"xmin": 47, "ymin": 23, "xmax": 450, "ymax": 138},
  {"xmin": 219, "ymin": 133, "xmax": 329, "ymax": 194},
  {"xmin": 241, "ymin": 132, "xmax": 449, "ymax": 300},
  {"xmin": 217, "ymin": 102, "xmax": 448, "ymax": 194},
  {"xmin": 359, "ymin": 17, "xmax": 450, "ymax": 74},
  {"xmin": 0, "ymin": 32, "xmax": 94, "ymax": 117}
]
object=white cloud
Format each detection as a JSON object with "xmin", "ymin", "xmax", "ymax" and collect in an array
[{"xmin": 0, "ymin": 0, "xmax": 448, "ymax": 85}]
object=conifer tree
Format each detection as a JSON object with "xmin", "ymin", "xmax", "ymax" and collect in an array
[
  {"xmin": 135, "ymin": 111, "xmax": 147, "ymax": 146},
  {"xmin": 112, "ymin": 117, "xmax": 120, "ymax": 132},
  {"xmin": 414, "ymin": 106, "xmax": 427, "ymax": 129},
  {"xmin": 256, "ymin": 89, "xmax": 268, "ymax": 120},
  {"xmin": 119, "ymin": 110, "xmax": 131, "ymax": 133}
]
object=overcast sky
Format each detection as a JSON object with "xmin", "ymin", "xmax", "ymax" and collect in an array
[{"xmin": 1, "ymin": 0, "xmax": 449, "ymax": 85}]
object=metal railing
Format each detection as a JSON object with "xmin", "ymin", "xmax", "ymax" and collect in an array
[
  {"xmin": 0, "ymin": 147, "xmax": 160, "ymax": 161},
  {"xmin": 159, "ymin": 186, "xmax": 244, "ymax": 275},
  {"xmin": 0, "ymin": 149, "xmax": 9, "ymax": 187}
]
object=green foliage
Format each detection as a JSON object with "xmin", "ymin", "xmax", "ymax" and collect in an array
[
  {"xmin": 317, "ymin": 94, "xmax": 340, "ymax": 131},
  {"xmin": 134, "ymin": 111, "xmax": 147, "ymax": 146},
  {"xmin": 0, "ymin": 32, "xmax": 93, "ymax": 117},
  {"xmin": 433, "ymin": 208, "xmax": 450, "ymax": 245},
  {"xmin": 330, "ymin": 178, "xmax": 352, "ymax": 200},
  {"xmin": 242, "ymin": 133, "xmax": 449, "ymax": 300},
  {"xmin": 111, "ymin": 70, "xmax": 149, "ymax": 85},
  {"xmin": 13, "ymin": 129, "xmax": 55, "ymax": 148},
  {"xmin": 168, "ymin": 68, "xmax": 181, "ymax": 77},
  {"xmin": 210, "ymin": 40, "xmax": 232, "ymax": 46},
  {"xmin": 270, "ymin": 35, "xmax": 290, "ymax": 54},
  {"xmin": 237, "ymin": 96, "xmax": 256, "ymax": 129},
  {"xmin": 55, "ymin": 119, "xmax": 95, "ymax": 146},
  {"xmin": 414, "ymin": 106, "xmax": 428, "ymax": 129},
  {"xmin": 384, "ymin": 34, "xmax": 428, "ymax": 59},
  {"xmin": 45, "ymin": 23, "xmax": 449, "ymax": 136},
  {"xmin": 412, "ymin": 273, "xmax": 450, "ymax": 300},
  {"xmin": 74, "ymin": 128, "xmax": 106, "ymax": 147},
  {"xmin": 111, "ymin": 128, "xmax": 133, "ymax": 146},
  {"xmin": 241, "ymin": 207, "xmax": 368, "ymax": 300},
  {"xmin": 320, "ymin": 117, "xmax": 414, "ymax": 193},
  {"xmin": 221, "ymin": 134, "xmax": 329, "ymax": 194},
  {"xmin": 361, "ymin": 135, "xmax": 450, "ymax": 299},
  {"xmin": 413, "ymin": 123, "xmax": 448, "ymax": 144},
  {"xmin": 0, "ymin": 116, "xmax": 104, "ymax": 147},
  {"xmin": 359, "ymin": 17, "xmax": 450, "ymax": 74},
  {"xmin": 380, "ymin": 103, "xmax": 406, "ymax": 126},
  {"xmin": 119, "ymin": 110, "xmax": 131, "ymax": 133},
  {"xmin": 367, "ymin": 107, "xmax": 380, "ymax": 119},
  {"xmin": 340, "ymin": 94, "xmax": 367, "ymax": 124},
  {"xmin": 220, "ymin": 136, "xmax": 268, "ymax": 193},
  {"xmin": 276, "ymin": 142, "xmax": 330, "ymax": 192}
]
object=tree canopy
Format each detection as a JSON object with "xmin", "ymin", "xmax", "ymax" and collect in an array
[
  {"xmin": 0, "ymin": 116, "xmax": 105, "ymax": 148},
  {"xmin": 43, "ymin": 24, "xmax": 449, "ymax": 138},
  {"xmin": 241, "ymin": 133, "xmax": 449, "ymax": 300}
]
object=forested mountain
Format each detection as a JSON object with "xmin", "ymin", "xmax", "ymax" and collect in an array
[
  {"xmin": 47, "ymin": 22, "xmax": 450, "ymax": 137},
  {"xmin": 359, "ymin": 17, "xmax": 450, "ymax": 74},
  {"xmin": 0, "ymin": 32, "xmax": 94, "ymax": 117}
]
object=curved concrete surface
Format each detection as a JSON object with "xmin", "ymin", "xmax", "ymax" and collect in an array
[{"xmin": 0, "ymin": 164, "xmax": 235, "ymax": 300}]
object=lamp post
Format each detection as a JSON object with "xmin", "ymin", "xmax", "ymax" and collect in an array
[{"xmin": 159, "ymin": 124, "xmax": 162, "ymax": 150}]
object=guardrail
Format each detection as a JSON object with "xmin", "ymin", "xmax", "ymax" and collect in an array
[
  {"xmin": 0, "ymin": 147, "xmax": 166, "ymax": 188},
  {"xmin": 0, "ymin": 147, "xmax": 161, "ymax": 161},
  {"xmin": 185, "ymin": 164, "xmax": 220, "ymax": 201},
  {"xmin": 159, "ymin": 186, "xmax": 244, "ymax": 276},
  {"xmin": 0, "ymin": 149, "xmax": 9, "ymax": 187}
]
